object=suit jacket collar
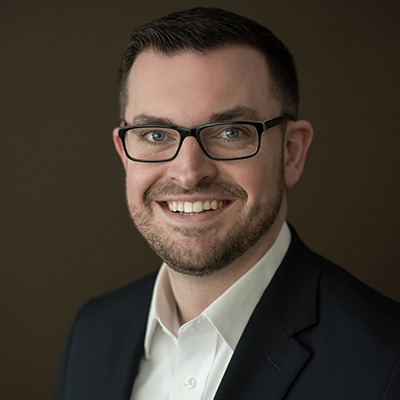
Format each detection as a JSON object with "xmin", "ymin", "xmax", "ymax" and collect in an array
[{"xmin": 214, "ymin": 228, "xmax": 320, "ymax": 400}]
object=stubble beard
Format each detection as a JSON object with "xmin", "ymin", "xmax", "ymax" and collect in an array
[{"xmin": 127, "ymin": 164, "xmax": 285, "ymax": 277}]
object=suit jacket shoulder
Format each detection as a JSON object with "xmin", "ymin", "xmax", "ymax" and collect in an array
[{"xmin": 75, "ymin": 272, "xmax": 157, "ymax": 326}]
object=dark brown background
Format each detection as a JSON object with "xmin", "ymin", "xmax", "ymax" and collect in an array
[{"xmin": 1, "ymin": 0, "xmax": 399, "ymax": 398}]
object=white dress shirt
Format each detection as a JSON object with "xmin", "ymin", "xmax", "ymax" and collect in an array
[{"xmin": 130, "ymin": 222, "xmax": 291, "ymax": 400}]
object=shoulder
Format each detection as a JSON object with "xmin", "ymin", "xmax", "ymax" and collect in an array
[
  {"xmin": 317, "ymin": 254, "xmax": 400, "ymax": 341},
  {"xmin": 319, "ymin": 254, "xmax": 399, "ymax": 313},
  {"xmin": 283, "ymin": 226, "xmax": 400, "ymax": 344},
  {"xmin": 73, "ymin": 272, "xmax": 157, "ymax": 328},
  {"xmin": 281, "ymin": 230, "xmax": 400, "ymax": 395},
  {"xmin": 289, "ymin": 226, "xmax": 399, "ymax": 320}
]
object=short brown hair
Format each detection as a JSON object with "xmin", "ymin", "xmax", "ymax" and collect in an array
[{"xmin": 118, "ymin": 7, "xmax": 299, "ymax": 119}]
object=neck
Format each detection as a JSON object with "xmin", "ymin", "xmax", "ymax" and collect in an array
[{"xmin": 167, "ymin": 210, "xmax": 286, "ymax": 325}]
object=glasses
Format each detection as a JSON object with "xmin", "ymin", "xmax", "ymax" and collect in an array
[{"xmin": 118, "ymin": 114, "xmax": 292, "ymax": 162}]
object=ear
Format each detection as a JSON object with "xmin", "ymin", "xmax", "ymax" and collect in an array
[
  {"xmin": 283, "ymin": 120, "xmax": 313, "ymax": 188},
  {"xmin": 113, "ymin": 127, "xmax": 127, "ymax": 171}
]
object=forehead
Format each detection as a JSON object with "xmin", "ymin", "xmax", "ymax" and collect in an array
[{"xmin": 124, "ymin": 46, "xmax": 279, "ymax": 125}]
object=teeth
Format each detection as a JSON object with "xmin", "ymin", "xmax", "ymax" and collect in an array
[
  {"xmin": 167, "ymin": 200, "xmax": 226, "ymax": 214},
  {"xmin": 193, "ymin": 201, "xmax": 203, "ymax": 213},
  {"xmin": 184, "ymin": 202, "xmax": 193, "ymax": 213}
]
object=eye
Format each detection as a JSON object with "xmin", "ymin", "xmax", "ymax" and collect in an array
[
  {"xmin": 145, "ymin": 130, "xmax": 167, "ymax": 142},
  {"xmin": 221, "ymin": 127, "xmax": 243, "ymax": 139},
  {"xmin": 219, "ymin": 126, "xmax": 248, "ymax": 139}
]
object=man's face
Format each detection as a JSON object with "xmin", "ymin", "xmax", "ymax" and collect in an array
[{"xmin": 114, "ymin": 46, "xmax": 291, "ymax": 277}]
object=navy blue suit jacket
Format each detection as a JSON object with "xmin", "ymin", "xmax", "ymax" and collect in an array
[{"xmin": 57, "ymin": 229, "xmax": 400, "ymax": 399}]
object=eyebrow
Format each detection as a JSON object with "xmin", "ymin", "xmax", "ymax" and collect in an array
[
  {"xmin": 130, "ymin": 114, "xmax": 175, "ymax": 125},
  {"xmin": 128, "ymin": 106, "xmax": 261, "ymax": 127},
  {"xmin": 209, "ymin": 106, "xmax": 260, "ymax": 122}
]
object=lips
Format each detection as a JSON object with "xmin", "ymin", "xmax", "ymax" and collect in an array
[{"xmin": 166, "ymin": 200, "xmax": 228, "ymax": 214}]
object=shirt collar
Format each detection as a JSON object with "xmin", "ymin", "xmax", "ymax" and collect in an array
[
  {"xmin": 144, "ymin": 222, "xmax": 291, "ymax": 357},
  {"xmin": 143, "ymin": 265, "xmax": 178, "ymax": 358}
]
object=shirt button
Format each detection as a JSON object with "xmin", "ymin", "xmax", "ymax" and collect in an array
[{"xmin": 184, "ymin": 377, "xmax": 196, "ymax": 390}]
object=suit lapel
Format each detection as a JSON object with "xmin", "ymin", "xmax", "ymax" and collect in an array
[
  {"xmin": 99, "ymin": 318, "xmax": 146, "ymax": 400},
  {"xmin": 215, "ymin": 229, "xmax": 320, "ymax": 400},
  {"xmin": 214, "ymin": 304, "xmax": 312, "ymax": 400}
]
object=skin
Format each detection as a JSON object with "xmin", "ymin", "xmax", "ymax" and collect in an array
[{"xmin": 113, "ymin": 46, "xmax": 313, "ymax": 324}]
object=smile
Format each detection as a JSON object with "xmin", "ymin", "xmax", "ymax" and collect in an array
[{"xmin": 166, "ymin": 200, "xmax": 229, "ymax": 215}]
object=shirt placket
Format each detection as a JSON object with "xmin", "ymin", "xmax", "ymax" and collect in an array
[{"xmin": 170, "ymin": 316, "xmax": 218, "ymax": 400}]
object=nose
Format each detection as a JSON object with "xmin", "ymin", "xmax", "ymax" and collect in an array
[{"xmin": 166, "ymin": 137, "xmax": 218, "ymax": 190}]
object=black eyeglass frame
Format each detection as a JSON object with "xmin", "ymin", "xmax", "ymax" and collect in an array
[{"xmin": 118, "ymin": 114, "xmax": 293, "ymax": 163}]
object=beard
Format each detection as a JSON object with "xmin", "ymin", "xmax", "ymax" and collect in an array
[{"xmin": 127, "ymin": 162, "xmax": 284, "ymax": 277}]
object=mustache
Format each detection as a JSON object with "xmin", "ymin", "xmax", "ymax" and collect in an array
[{"xmin": 144, "ymin": 180, "xmax": 248, "ymax": 203}]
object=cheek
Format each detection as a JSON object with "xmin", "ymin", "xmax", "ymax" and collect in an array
[
  {"xmin": 125, "ymin": 164, "xmax": 161, "ymax": 203},
  {"xmin": 235, "ymin": 154, "xmax": 283, "ymax": 204},
  {"xmin": 219, "ymin": 162, "xmax": 265, "ymax": 204}
]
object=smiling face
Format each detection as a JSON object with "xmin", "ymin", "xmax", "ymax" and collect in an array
[{"xmin": 114, "ymin": 46, "xmax": 310, "ymax": 277}]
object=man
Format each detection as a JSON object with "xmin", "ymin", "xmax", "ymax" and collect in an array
[{"xmin": 57, "ymin": 7, "xmax": 400, "ymax": 399}]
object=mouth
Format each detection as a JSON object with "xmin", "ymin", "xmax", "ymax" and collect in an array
[{"xmin": 165, "ymin": 200, "xmax": 230, "ymax": 215}]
